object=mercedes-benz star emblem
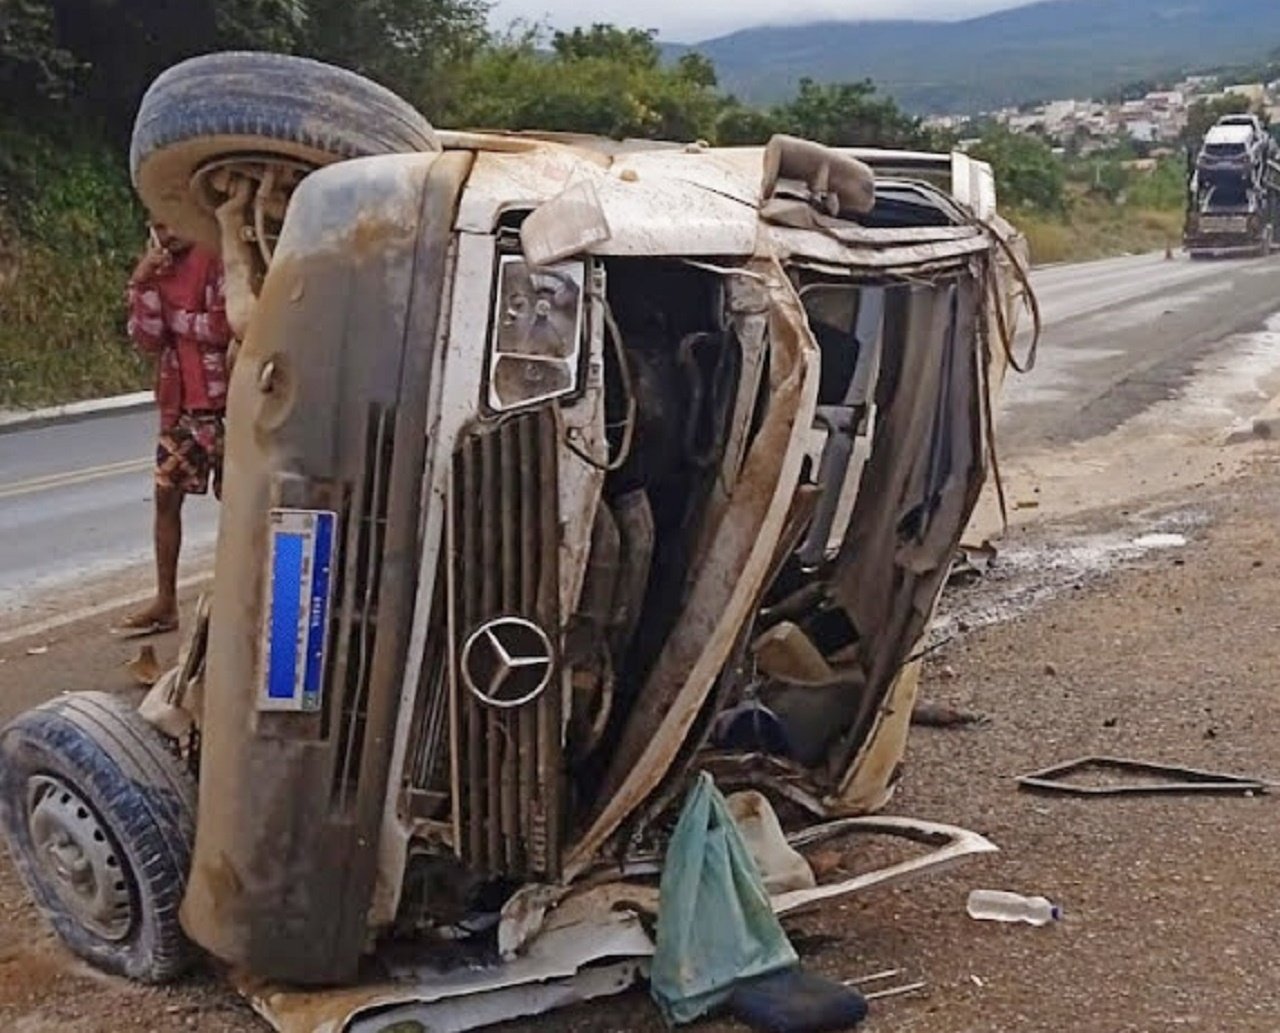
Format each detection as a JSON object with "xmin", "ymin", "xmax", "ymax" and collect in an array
[{"xmin": 461, "ymin": 617, "xmax": 554, "ymax": 709}]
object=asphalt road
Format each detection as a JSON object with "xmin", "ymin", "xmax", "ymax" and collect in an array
[
  {"xmin": 2, "ymin": 250, "xmax": 1280, "ymax": 626},
  {"xmin": 0, "ymin": 408, "xmax": 218, "ymax": 624},
  {"xmin": 1000, "ymin": 250, "xmax": 1280, "ymax": 451}
]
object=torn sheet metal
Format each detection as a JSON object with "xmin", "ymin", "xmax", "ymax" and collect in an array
[
  {"xmin": 347, "ymin": 961, "xmax": 646, "ymax": 1033},
  {"xmin": 454, "ymin": 143, "xmax": 1015, "ymax": 273},
  {"xmin": 1016, "ymin": 756, "xmax": 1270, "ymax": 797},
  {"xmin": 772, "ymin": 816, "xmax": 998, "ymax": 917},
  {"xmin": 244, "ymin": 907, "xmax": 654, "ymax": 1033},
  {"xmin": 498, "ymin": 880, "xmax": 660, "ymax": 961},
  {"xmin": 566, "ymin": 259, "xmax": 821, "ymax": 877},
  {"xmin": 318, "ymin": 805, "xmax": 991, "ymax": 1033}
]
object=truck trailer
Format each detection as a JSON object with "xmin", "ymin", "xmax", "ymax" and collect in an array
[{"xmin": 1184, "ymin": 113, "xmax": 1280, "ymax": 258}]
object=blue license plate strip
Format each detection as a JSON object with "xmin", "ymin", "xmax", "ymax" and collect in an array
[{"xmin": 259, "ymin": 508, "xmax": 337, "ymax": 712}]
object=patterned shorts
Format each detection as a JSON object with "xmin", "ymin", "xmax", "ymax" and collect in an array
[{"xmin": 156, "ymin": 412, "xmax": 224, "ymax": 496}]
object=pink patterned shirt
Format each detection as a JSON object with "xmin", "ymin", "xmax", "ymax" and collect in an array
[{"xmin": 127, "ymin": 246, "xmax": 230, "ymax": 431}]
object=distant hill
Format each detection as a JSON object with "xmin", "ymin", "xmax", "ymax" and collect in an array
[{"xmin": 670, "ymin": 0, "xmax": 1280, "ymax": 113}]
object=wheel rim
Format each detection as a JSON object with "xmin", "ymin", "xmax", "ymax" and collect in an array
[
  {"xmin": 190, "ymin": 155, "xmax": 314, "ymax": 265},
  {"xmin": 26, "ymin": 776, "xmax": 134, "ymax": 941}
]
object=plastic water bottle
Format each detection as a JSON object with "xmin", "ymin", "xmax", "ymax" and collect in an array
[{"xmin": 966, "ymin": 889, "xmax": 1062, "ymax": 926}]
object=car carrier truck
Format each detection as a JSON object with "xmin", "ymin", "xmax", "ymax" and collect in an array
[{"xmin": 1184, "ymin": 113, "xmax": 1280, "ymax": 257}]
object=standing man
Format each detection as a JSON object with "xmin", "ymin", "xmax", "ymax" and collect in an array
[{"xmin": 121, "ymin": 222, "xmax": 231, "ymax": 635}]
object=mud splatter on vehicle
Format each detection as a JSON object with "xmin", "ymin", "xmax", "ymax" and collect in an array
[{"xmin": 0, "ymin": 52, "xmax": 1036, "ymax": 1031}]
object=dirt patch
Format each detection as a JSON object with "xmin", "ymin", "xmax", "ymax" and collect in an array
[{"xmin": 3, "ymin": 462, "xmax": 1280, "ymax": 1031}]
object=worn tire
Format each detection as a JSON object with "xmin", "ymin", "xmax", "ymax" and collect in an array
[
  {"xmin": 130, "ymin": 50, "xmax": 439, "ymax": 247},
  {"xmin": 0, "ymin": 692, "xmax": 197, "ymax": 983}
]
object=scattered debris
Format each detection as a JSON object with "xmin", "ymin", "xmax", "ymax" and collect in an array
[
  {"xmin": 125, "ymin": 645, "xmax": 162, "ymax": 687},
  {"xmin": 932, "ymin": 510, "xmax": 1207, "ymax": 647},
  {"xmin": 249, "ymin": 905, "xmax": 654, "ymax": 1032},
  {"xmin": 863, "ymin": 981, "xmax": 928, "ymax": 1002},
  {"xmin": 727, "ymin": 790, "xmax": 817, "ymax": 895},
  {"xmin": 1227, "ymin": 416, "xmax": 1280, "ymax": 444},
  {"xmin": 1017, "ymin": 756, "xmax": 1268, "ymax": 797},
  {"xmin": 967, "ymin": 889, "xmax": 1061, "ymax": 926},
  {"xmin": 949, "ymin": 540, "xmax": 998, "ymax": 586},
  {"xmin": 773, "ymin": 817, "xmax": 998, "ymax": 917},
  {"xmin": 843, "ymin": 969, "xmax": 902, "ymax": 988},
  {"xmin": 911, "ymin": 701, "xmax": 988, "ymax": 729},
  {"xmin": 1132, "ymin": 533, "xmax": 1187, "ymax": 550}
]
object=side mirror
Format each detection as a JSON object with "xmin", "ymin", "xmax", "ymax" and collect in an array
[{"xmin": 521, "ymin": 179, "xmax": 612, "ymax": 267}]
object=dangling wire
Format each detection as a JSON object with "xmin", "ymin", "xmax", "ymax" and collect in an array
[{"xmin": 565, "ymin": 299, "xmax": 638, "ymax": 473}]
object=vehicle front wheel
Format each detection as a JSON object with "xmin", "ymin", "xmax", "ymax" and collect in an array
[
  {"xmin": 0, "ymin": 692, "xmax": 197, "ymax": 983},
  {"xmin": 130, "ymin": 50, "xmax": 440, "ymax": 250}
]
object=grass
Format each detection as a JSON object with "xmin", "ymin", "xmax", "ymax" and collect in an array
[
  {"xmin": 1013, "ymin": 196, "xmax": 1184, "ymax": 267},
  {"xmin": 0, "ymin": 118, "xmax": 149, "ymax": 410}
]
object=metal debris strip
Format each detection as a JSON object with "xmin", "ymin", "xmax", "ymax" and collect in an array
[
  {"xmin": 1016, "ymin": 756, "xmax": 1270, "ymax": 797},
  {"xmin": 843, "ymin": 968, "xmax": 901, "ymax": 987},
  {"xmin": 948, "ymin": 540, "xmax": 998, "ymax": 586},
  {"xmin": 864, "ymin": 981, "xmax": 928, "ymax": 1002},
  {"xmin": 844, "ymin": 968, "xmax": 927, "ymax": 1003}
]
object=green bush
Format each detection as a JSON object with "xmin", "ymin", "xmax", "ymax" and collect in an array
[
  {"xmin": 968, "ymin": 126, "xmax": 1066, "ymax": 213},
  {"xmin": 1126, "ymin": 157, "xmax": 1187, "ymax": 210},
  {"xmin": 0, "ymin": 119, "xmax": 148, "ymax": 408}
]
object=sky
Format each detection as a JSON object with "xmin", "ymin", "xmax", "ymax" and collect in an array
[{"xmin": 488, "ymin": 0, "xmax": 1031, "ymax": 44}]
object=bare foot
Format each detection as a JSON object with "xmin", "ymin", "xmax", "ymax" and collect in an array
[{"xmin": 116, "ymin": 601, "xmax": 179, "ymax": 636}]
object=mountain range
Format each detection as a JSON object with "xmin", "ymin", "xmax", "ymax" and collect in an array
[{"xmin": 669, "ymin": 0, "xmax": 1280, "ymax": 114}]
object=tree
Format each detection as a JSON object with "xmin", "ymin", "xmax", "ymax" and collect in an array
[
  {"xmin": 771, "ymin": 78, "xmax": 927, "ymax": 149},
  {"xmin": 676, "ymin": 51, "xmax": 717, "ymax": 90},
  {"xmin": 444, "ymin": 27, "xmax": 723, "ymax": 142},
  {"xmin": 5, "ymin": 0, "xmax": 309, "ymax": 131},
  {"xmin": 298, "ymin": 0, "xmax": 490, "ymax": 113},
  {"xmin": 715, "ymin": 102, "xmax": 781, "ymax": 145},
  {"xmin": 3, "ymin": 0, "xmax": 489, "ymax": 132},
  {"xmin": 968, "ymin": 125, "xmax": 1065, "ymax": 212},
  {"xmin": 552, "ymin": 24, "xmax": 659, "ymax": 67},
  {"xmin": 0, "ymin": 0, "xmax": 79, "ymax": 103}
]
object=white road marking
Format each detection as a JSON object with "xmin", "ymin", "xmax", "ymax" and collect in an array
[{"xmin": 0, "ymin": 457, "xmax": 152, "ymax": 500}]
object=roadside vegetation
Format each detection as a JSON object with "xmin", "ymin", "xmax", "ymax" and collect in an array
[
  {"xmin": 0, "ymin": 0, "xmax": 1254, "ymax": 405},
  {"xmin": 964, "ymin": 122, "xmax": 1200, "ymax": 265},
  {"xmin": 0, "ymin": 118, "xmax": 147, "ymax": 406}
]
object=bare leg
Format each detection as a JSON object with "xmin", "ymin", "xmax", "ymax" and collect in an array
[
  {"xmin": 123, "ymin": 485, "xmax": 183, "ymax": 630},
  {"xmin": 154, "ymin": 484, "xmax": 183, "ymax": 619}
]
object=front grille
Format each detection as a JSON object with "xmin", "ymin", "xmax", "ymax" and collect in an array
[
  {"xmin": 327, "ymin": 404, "xmax": 396, "ymax": 813},
  {"xmin": 400, "ymin": 568, "xmax": 451, "ymax": 822},
  {"xmin": 1200, "ymin": 215, "xmax": 1249, "ymax": 234},
  {"xmin": 449, "ymin": 410, "xmax": 563, "ymax": 879}
]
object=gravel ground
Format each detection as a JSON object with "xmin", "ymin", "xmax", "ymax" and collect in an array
[{"xmin": 2, "ymin": 458, "xmax": 1280, "ymax": 1033}]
